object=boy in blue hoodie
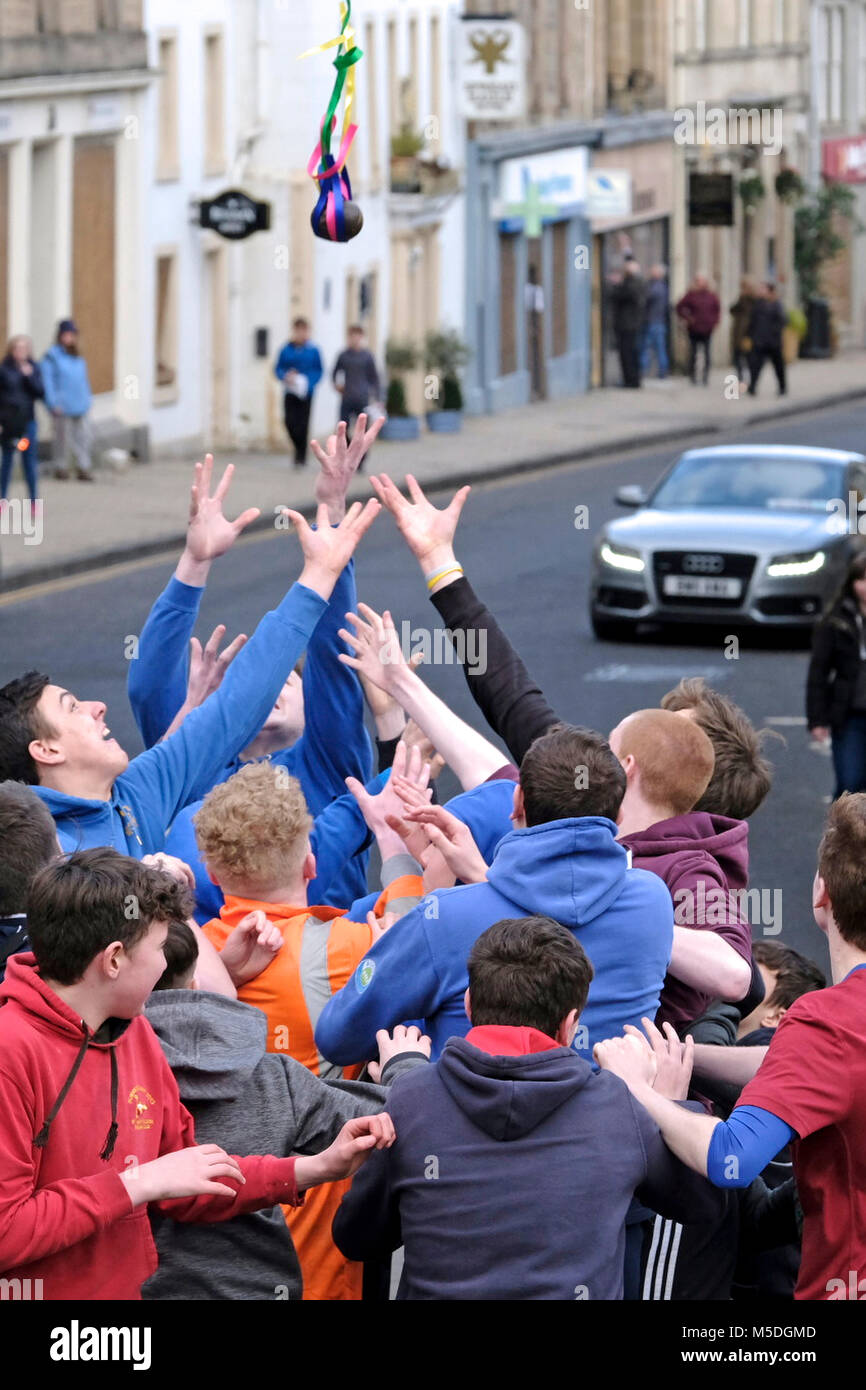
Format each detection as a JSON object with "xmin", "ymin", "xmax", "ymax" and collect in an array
[
  {"xmin": 334, "ymin": 915, "xmax": 722, "ymax": 1300},
  {"xmin": 0, "ymin": 488, "xmax": 381, "ymax": 861},
  {"xmin": 127, "ymin": 430, "xmax": 380, "ymax": 908},
  {"xmin": 315, "ymin": 721, "xmax": 673, "ymax": 1067},
  {"xmin": 274, "ymin": 318, "xmax": 324, "ymax": 466}
]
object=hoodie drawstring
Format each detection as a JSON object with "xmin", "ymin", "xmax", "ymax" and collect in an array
[{"xmin": 33, "ymin": 1024, "xmax": 120, "ymax": 1162}]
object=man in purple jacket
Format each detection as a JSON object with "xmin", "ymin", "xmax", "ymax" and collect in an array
[
  {"xmin": 611, "ymin": 708, "xmax": 753, "ymax": 1031},
  {"xmin": 333, "ymin": 915, "xmax": 723, "ymax": 1300},
  {"xmin": 675, "ymin": 272, "xmax": 721, "ymax": 386}
]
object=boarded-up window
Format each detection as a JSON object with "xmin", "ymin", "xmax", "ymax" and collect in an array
[
  {"xmin": 72, "ymin": 136, "xmax": 115, "ymax": 394},
  {"xmin": 204, "ymin": 30, "xmax": 226, "ymax": 176},
  {"xmin": 155, "ymin": 251, "xmax": 178, "ymax": 393},
  {"xmin": 499, "ymin": 232, "xmax": 518, "ymax": 375},
  {"xmin": 552, "ymin": 222, "xmax": 569, "ymax": 357},
  {"xmin": 0, "ymin": 148, "xmax": 8, "ymax": 349}
]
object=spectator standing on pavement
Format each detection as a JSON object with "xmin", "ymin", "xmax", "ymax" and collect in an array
[
  {"xmin": 0, "ymin": 335, "xmax": 44, "ymax": 507},
  {"xmin": 747, "ymin": 282, "xmax": 787, "ymax": 397},
  {"xmin": 807, "ymin": 552, "xmax": 866, "ymax": 796},
  {"xmin": 608, "ymin": 257, "xmax": 646, "ymax": 389},
  {"xmin": 640, "ymin": 265, "xmax": 670, "ymax": 381},
  {"xmin": 729, "ymin": 276, "xmax": 758, "ymax": 390},
  {"xmin": 675, "ymin": 273, "xmax": 721, "ymax": 386},
  {"xmin": 333, "ymin": 326, "xmax": 381, "ymax": 448},
  {"xmin": 41, "ymin": 319, "xmax": 93, "ymax": 482},
  {"xmin": 273, "ymin": 317, "xmax": 324, "ymax": 469}
]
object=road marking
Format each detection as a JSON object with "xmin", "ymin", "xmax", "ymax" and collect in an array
[{"xmin": 584, "ymin": 663, "xmax": 730, "ymax": 683}]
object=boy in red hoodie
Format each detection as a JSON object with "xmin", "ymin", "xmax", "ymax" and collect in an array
[{"xmin": 0, "ymin": 847, "xmax": 393, "ymax": 1300}]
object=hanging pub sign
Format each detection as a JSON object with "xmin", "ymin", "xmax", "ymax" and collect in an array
[
  {"xmin": 199, "ymin": 188, "xmax": 271, "ymax": 240},
  {"xmin": 688, "ymin": 172, "xmax": 734, "ymax": 227}
]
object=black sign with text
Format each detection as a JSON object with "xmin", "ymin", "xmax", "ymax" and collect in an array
[{"xmin": 199, "ymin": 189, "xmax": 271, "ymax": 240}]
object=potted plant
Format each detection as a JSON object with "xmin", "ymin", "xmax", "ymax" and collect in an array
[
  {"xmin": 739, "ymin": 173, "xmax": 766, "ymax": 211},
  {"xmin": 381, "ymin": 339, "xmax": 421, "ymax": 441},
  {"xmin": 390, "ymin": 125, "xmax": 425, "ymax": 193},
  {"xmin": 775, "ymin": 167, "xmax": 805, "ymax": 204},
  {"xmin": 794, "ymin": 181, "xmax": 864, "ymax": 356},
  {"xmin": 783, "ymin": 306, "xmax": 807, "ymax": 363},
  {"xmin": 418, "ymin": 156, "xmax": 460, "ymax": 198},
  {"xmin": 424, "ymin": 329, "xmax": 471, "ymax": 433}
]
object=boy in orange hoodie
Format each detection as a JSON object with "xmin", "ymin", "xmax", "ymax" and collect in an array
[{"xmin": 197, "ymin": 744, "xmax": 427, "ymax": 1300}]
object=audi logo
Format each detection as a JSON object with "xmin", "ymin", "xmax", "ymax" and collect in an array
[{"xmin": 682, "ymin": 553, "xmax": 724, "ymax": 575}]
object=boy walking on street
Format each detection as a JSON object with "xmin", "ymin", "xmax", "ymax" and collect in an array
[
  {"xmin": 333, "ymin": 326, "xmax": 381, "ymax": 448},
  {"xmin": 274, "ymin": 318, "xmax": 324, "ymax": 467}
]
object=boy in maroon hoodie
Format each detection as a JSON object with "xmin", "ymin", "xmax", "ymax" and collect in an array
[
  {"xmin": 0, "ymin": 847, "xmax": 393, "ymax": 1300},
  {"xmin": 610, "ymin": 708, "xmax": 753, "ymax": 1032}
]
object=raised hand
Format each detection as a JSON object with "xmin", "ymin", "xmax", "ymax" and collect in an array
[
  {"xmin": 183, "ymin": 455, "xmax": 261, "ymax": 568},
  {"xmin": 369, "ymin": 473, "xmax": 470, "ymax": 573},
  {"xmin": 399, "ymin": 802, "xmax": 489, "ymax": 885},
  {"xmin": 367, "ymin": 1024, "xmax": 432, "ymax": 1082},
  {"xmin": 312, "ymin": 414, "xmax": 385, "ymax": 522},
  {"xmin": 282, "ymin": 499, "xmax": 381, "ymax": 601},
  {"xmin": 338, "ymin": 603, "xmax": 410, "ymax": 696},
  {"xmin": 159, "ymin": 624, "xmax": 248, "ymax": 738},
  {"xmin": 219, "ymin": 909, "xmax": 284, "ymax": 987},
  {"xmin": 345, "ymin": 740, "xmax": 432, "ymax": 843},
  {"xmin": 624, "ymin": 1017, "xmax": 694, "ymax": 1101}
]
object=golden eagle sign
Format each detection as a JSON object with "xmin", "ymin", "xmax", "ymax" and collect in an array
[{"xmin": 458, "ymin": 18, "xmax": 526, "ymax": 121}]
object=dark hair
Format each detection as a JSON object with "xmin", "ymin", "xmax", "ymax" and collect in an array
[
  {"xmin": 519, "ymin": 724, "xmax": 626, "ymax": 825},
  {"xmin": 752, "ymin": 940, "xmax": 825, "ymax": 1012},
  {"xmin": 27, "ymin": 847, "xmax": 193, "ymax": 985},
  {"xmin": 0, "ymin": 673, "xmax": 53, "ymax": 784},
  {"xmin": 817, "ymin": 793, "xmax": 866, "ymax": 950},
  {"xmin": 293, "ymin": 317, "xmax": 309, "ymax": 329},
  {"xmin": 660, "ymin": 677, "xmax": 774, "ymax": 819},
  {"xmin": 825, "ymin": 551, "xmax": 866, "ymax": 618},
  {"xmin": 0, "ymin": 781, "xmax": 58, "ymax": 914},
  {"xmin": 153, "ymin": 920, "xmax": 199, "ymax": 990},
  {"xmin": 467, "ymin": 916, "xmax": 594, "ymax": 1037},
  {"xmin": 348, "ymin": 323, "xmax": 364, "ymax": 335}
]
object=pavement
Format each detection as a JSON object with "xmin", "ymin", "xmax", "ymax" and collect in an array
[{"xmin": 2, "ymin": 351, "xmax": 865, "ymax": 590}]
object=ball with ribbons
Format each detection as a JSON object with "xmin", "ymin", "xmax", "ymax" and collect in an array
[{"xmin": 300, "ymin": 3, "xmax": 364, "ymax": 243}]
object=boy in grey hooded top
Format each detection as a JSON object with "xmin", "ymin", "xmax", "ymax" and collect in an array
[{"xmin": 143, "ymin": 927, "xmax": 427, "ymax": 1301}]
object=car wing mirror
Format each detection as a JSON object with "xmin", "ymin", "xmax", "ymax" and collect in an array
[{"xmin": 615, "ymin": 485, "xmax": 647, "ymax": 508}]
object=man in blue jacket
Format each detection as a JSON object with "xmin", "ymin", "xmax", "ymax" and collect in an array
[
  {"xmin": 41, "ymin": 319, "xmax": 93, "ymax": 482},
  {"xmin": 274, "ymin": 318, "xmax": 324, "ymax": 467},
  {"xmin": 315, "ymin": 724, "xmax": 674, "ymax": 1067},
  {"xmin": 0, "ymin": 492, "xmax": 381, "ymax": 860},
  {"xmin": 333, "ymin": 915, "xmax": 721, "ymax": 1300}
]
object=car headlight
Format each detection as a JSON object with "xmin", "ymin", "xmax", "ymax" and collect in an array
[
  {"xmin": 765, "ymin": 549, "xmax": 826, "ymax": 579},
  {"xmin": 600, "ymin": 542, "xmax": 645, "ymax": 574}
]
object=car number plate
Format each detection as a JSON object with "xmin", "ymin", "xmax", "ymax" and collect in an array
[{"xmin": 662, "ymin": 576, "xmax": 742, "ymax": 599}]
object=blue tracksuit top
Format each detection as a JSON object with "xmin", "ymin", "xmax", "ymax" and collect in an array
[
  {"xmin": 273, "ymin": 342, "xmax": 324, "ymax": 394},
  {"xmin": 40, "ymin": 345, "xmax": 92, "ymax": 417},
  {"xmin": 36, "ymin": 583, "xmax": 327, "ymax": 857},
  {"xmin": 315, "ymin": 816, "xmax": 674, "ymax": 1066},
  {"xmin": 126, "ymin": 561, "xmax": 374, "ymax": 904}
]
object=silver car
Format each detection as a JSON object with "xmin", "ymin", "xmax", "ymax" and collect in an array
[{"xmin": 590, "ymin": 445, "xmax": 866, "ymax": 640}]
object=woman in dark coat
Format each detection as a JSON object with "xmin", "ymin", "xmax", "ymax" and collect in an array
[
  {"xmin": 0, "ymin": 334, "xmax": 44, "ymax": 505},
  {"xmin": 807, "ymin": 551, "xmax": 866, "ymax": 796}
]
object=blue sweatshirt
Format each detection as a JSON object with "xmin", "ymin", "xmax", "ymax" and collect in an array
[
  {"xmin": 333, "ymin": 1038, "xmax": 723, "ymax": 1300},
  {"xmin": 315, "ymin": 816, "xmax": 674, "ymax": 1065},
  {"xmin": 127, "ymin": 561, "xmax": 373, "ymax": 903},
  {"xmin": 40, "ymin": 345, "xmax": 92, "ymax": 417},
  {"xmin": 273, "ymin": 342, "xmax": 324, "ymax": 395},
  {"xmin": 36, "ymin": 584, "xmax": 327, "ymax": 857}
]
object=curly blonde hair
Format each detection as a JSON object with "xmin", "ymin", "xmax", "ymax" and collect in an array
[{"xmin": 193, "ymin": 761, "xmax": 313, "ymax": 894}]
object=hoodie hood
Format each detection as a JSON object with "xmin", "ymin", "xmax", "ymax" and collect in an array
[
  {"xmin": 622, "ymin": 812, "xmax": 749, "ymax": 890},
  {"xmin": 437, "ymin": 1034, "xmax": 592, "ymax": 1140},
  {"xmin": 33, "ymin": 784, "xmax": 145, "ymax": 856},
  {"xmin": 486, "ymin": 817, "xmax": 630, "ymax": 926},
  {"xmin": 144, "ymin": 989, "xmax": 267, "ymax": 1102}
]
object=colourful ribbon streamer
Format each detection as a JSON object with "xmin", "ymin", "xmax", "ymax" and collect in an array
[{"xmin": 299, "ymin": 1, "xmax": 363, "ymax": 167}]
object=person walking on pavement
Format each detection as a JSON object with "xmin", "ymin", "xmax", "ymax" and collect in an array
[
  {"xmin": 608, "ymin": 257, "xmax": 646, "ymax": 389},
  {"xmin": 0, "ymin": 335, "xmax": 44, "ymax": 507},
  {"xmin": 747, "ymin": 282, "xmax": 787, "ymax": 397},
  {"xmin": 807, "ymin": 553, "xmax": 866, "ymax": 796},
  {"xmin": 729, "ymin": 275, "xmax": 758, "ymax": 391},
  {"xmin": 332, "ymin": 326, "xmax": 381, "ymax": 447},
  {"xmin": 676, "ymin": 273, "xmax": 721, "ymax": 386},
  {"xmin": 274, "ymin": 317, "xmax": 324, "ymax": 468},
  {"xmin": 640, "ymin": 264, "xmax": 670, "ymax": 381},
  {"xmin": 41, "ymin": 319, "xmax": 93, "ymax": 482}
]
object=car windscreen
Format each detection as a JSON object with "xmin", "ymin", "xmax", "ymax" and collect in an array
[{"xmin": 649, "ymin": 455, "xmax": 846, "ymax": 511}]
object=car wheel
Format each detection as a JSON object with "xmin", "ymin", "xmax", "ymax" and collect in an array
[{"xmin": 591, "ymin": 611, "xmax": 637, "ymax": 642}]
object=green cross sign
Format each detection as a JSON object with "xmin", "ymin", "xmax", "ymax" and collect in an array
[{"xmin": 505, "ymin": 179, "xmax": 559, "ymax": 238}]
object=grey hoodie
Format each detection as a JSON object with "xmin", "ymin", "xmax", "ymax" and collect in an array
[{"xmin": 142, "ymin": 989, "xmax": 423, "ymax": 1301}]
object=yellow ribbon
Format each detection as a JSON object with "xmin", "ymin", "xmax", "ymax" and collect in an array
[{"xmin": 298, "ymin": 2, "xmax": 358, "ymax": 142}]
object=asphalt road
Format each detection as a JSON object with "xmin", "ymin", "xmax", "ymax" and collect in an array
[{"xmin": 4, "ymin": 398, "xmax": 863, "ymax": 980}]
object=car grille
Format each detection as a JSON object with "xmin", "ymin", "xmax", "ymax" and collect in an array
[{"xmin": 652, "ymin": 551, "xmax": 756, "ymax": 608}]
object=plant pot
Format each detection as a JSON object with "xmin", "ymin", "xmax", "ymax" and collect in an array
[
  {"xmin": 782, "ymin": 326, "xmax": 802, "ymax": 365},
  {"xmin": 427, "ymin": 410, "xmax": 463, "ymax": 433},
  {"xmin": 380, "ymin": 415, "xmax": 421, "ymax": 441},
  {"xmin": 390, "ymin": 155, "xmax": 421, "ymax": 194}
]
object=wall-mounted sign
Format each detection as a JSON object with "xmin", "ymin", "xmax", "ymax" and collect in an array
[
  {"xmin": 688, "ymin": 172, "xmax": 734, "ymax": 226},
  {"xmin": 199, "ymin": 188, "xmax": 271, "ymax": 241},
  {"xmin": 822, "ymin": 135, "xmax": 866, "ymax": 183},
  {"xmin": 458, "ymin": 18, "xmax": 526, "ymax": 121},
  {"xmin": 587, "ymin": 170, "xmax": 632, "ymax": 219},
  {"xmin": 498, "ymin": 146, "xmax": 588, "ymax": 232}
]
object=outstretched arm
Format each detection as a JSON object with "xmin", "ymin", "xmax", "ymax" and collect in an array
[
  {"xmin": 370, "ymin": 473, "xmax": 562, "ymax": 765},
  {"xmin": 339, "ymin": 603, "xmax": 508, "ymax": 789}
]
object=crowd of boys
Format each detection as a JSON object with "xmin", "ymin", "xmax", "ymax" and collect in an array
[{"xmin": 0, "ymin": 419, "xmax": 862, "ymax": 1302}]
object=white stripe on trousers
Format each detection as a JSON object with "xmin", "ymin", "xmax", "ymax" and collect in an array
[{"xmin": 642, "ymin": 1215, "xmax": 683, "ymax": 1300}]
